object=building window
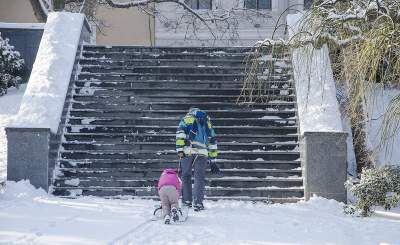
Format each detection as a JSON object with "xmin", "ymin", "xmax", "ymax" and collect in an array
[
  {"xmin": 184, "ymin": 0, "xmax": 212, "ymax": 10},
  {"xmin": 244, "ymin": 0, "xmax": 272, "ymax": 10}
]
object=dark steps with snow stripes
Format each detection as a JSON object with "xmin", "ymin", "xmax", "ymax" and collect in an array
[
  {"xmin": 73, "ymin": 94, "xmax": 296, "ymax": 103},
  {"xmin": 68, "ymin": 110, "xmax": 296, "ymax": 119},
  {"xmin": 54, "ymin": 177, "xmax": 302, "ymax": 189},
  {"xmin": 80, "ymin": 66, "xmax": 292, "ymax": 75},
  {"xmin": 78, "ymin": 73, "xmax": 292, "ymax": 81},
  {"xmin": 60, "ymin": 150, "xmax": 300, "ymax": 161},
  {"xmin": 62, "ymin": 142, "xmax": 298, "ymax": 151},
  {"xmin": 65, "ymin": 125, "xmax": 297, "ymax": 135},
  {"xmin": 58, "ymin": 168, "xmax": 301, "ymax": 178},
  {"xmin": 70, "ymin": 102, "xmax": 296, "ymax": 111},
  {"xmin": 59, "ymin": 159, "xmax": 300, "ymax": 170},
  {"xmin": 52, "ymin": 187, "xmax": 304, "ymax": 199},
  {"xmin": 67, "ymin": 117, "xmax": 297, "ymax": 127},
  {"xmin": 73, "ymin": 87, "xmax": 295, "ymax": 96},
  {"xmin": 52, "ymin": 45, "xmax": 303, "ymax": 201},
  {"xmin": 75, "ymin": 80, "xmax": 294, "ymax": 89},
  {"xmin": 63, "ymin": 133, "xmax": 299, "ymax": 144},
  {"xmin": 79, "ymin": 59, "xmax": 291, "ymax": 67}
]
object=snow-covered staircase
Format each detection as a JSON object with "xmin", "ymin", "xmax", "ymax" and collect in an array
[{"xmin": 52, "ymin": 46, "xmax": 303, "ymax": 202}]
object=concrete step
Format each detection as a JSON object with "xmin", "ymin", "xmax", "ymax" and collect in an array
[
  {"xmin": 81, "ymin": 51, "xmax": 258, "ymax": 60},
  {"xmin": 63, "ymin": 132, "xmax": 299, "ymax": 144},
  {"xmin": 70, "ymin": 101, "xmax": 296, "ymax": 111},
  {"xmin": 83, "ymin": 45, "xmax": 260, "ymax": 53},
  {"xmin": 72, "ymin": 94, "xmax": 296, "ymax": 103},
  {"xmin": 67, "ymin": 117, "xmax": 297, "ymax": 127},
  {"xmin": 80, "ymin": 65, "xmax": 292, "ymax": 75},
  {"xmin": 78, "ymin": 58, "xmax": 291, "ymax": 67},
  {"xmin": 73, "ymin": 87, "xmax": 295, "ymax": 97},
  {"xmin": 59, "ymin": 159, "xmax": 301, "ymax": 170},
  {"xmin": 68, "ymin": 109, "xmax": 296, "ymax": 119},
  {"xmin": 78, "ymin": 72, "xmax": 292, "ymax": 81},
  {"xmin": 61, "ymin": 141, "xmax": 299, "ymax": 152},
  {"xmin": 59, "ymin": 150, "xmax": 300, "ymax": 161},
  {"xmin": 54, "ymin": 176, "xmax": 303, "ymax": 188},
  {"xmin": 74, "ymin": 80, "xmax": 294, "ymax": 89},
  {"xmin": 58, "ymin": 167, "xmax": 302, "ymax": 178},
  {"xmin": 52, "ymin": 186, "xmax": 304, "ymax": 198},
  {"xmin": 64, "ymin": 125, "xmax": 298, "ymax": 135}
]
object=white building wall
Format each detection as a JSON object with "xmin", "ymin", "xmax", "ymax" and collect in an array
[{"xmin": 155, "ymin": 0, "xmax": 303, "ymax": 46}]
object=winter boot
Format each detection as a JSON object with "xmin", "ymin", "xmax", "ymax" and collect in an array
[
  {"xmin": 183, "ymin": 201, "xmax": 192, "ymax": 208},
  {"xmin": 193, "ymin": 203, "xmax": 204, "ymax": 212},
  {"xmin": 164, "ymin": 214, "xmax": 171, "ymax": 224},
  {"xmin": 171, "ymin": 207, "xmax": 179, "ymax": 222}
]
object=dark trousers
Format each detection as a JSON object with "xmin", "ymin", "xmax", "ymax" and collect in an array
[{"xmin": 180, "ymin": 155, "xmax": 207, "ymax": 205}]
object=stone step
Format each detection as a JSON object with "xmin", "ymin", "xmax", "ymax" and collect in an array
[
  {"xmin": 78, "ymin": 58, "xmax": 291, "ymax": 67},
  {"xmin": 52, "ymin": 186, "xmax": 304, "ymax": 198},
  {"xmin": 73, "ymin": 87, "xmax": 295, "ymax": 97},
  {"xmin": 54, "ymin": 176, "xmax": 303, "ymax": 188},
  {"xmin": 59, "ymin": 159, "xmax": 301, "ymax": 170},
  {"xmin": 61, "ymin": 141, "xmax": 299, "ymax": 152},
  {"xmin": 67, "ymin": 117, "xmax": 297, "ymax": 127},
  {"xmin": 70, "ymin": 101, "xmax": 296, "ymax": 111},
  {"xmin": 80, "ymin": 65, "xmax": 292, "ymax": 75},
  {"xmin": 81, "ymin": 52, "xmax": 257, "ymax": 60},
  {"xmin": 74, "ymin": 80, "xmax": 294, "ymax": 89},
  {"xmin": 72, "ymin": 94, "xmax": 296, "ymax": 103},
  {"xmin": 64, "ymin": 125, "xmax": 298, "ymax": 135},
  {"xmin": 83, "ymin": 45, "xmax": 259, "ymax": 53},
  {"xmin": 78, "ymin": 72, "xmax": 292, "ymax": 81},
  {"xmin": 68, "ymin": 109, "xmax": 296, "ymax": 119},
  {"xmin": 63, "ymin": 133, "xmax": 299, "ymax": 144},
  {"xmin": 58, "ymin": 168, "xmax": 302, "ymax": 178},
  {"xmin": 59, "ymin": 150, "xmax": 300, "ymax": 161},
  {"xmin": 53, "ymin": 194, "xmax": 303, "ymax": 203}
]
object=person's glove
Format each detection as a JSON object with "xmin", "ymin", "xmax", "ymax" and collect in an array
[
  {"xmin": 208, "ymin": 158, "xmax": 221, "ymax": 174},
  {"xmin": 178, "ymin": 151, "xmax": 185, "ymax": 158}
]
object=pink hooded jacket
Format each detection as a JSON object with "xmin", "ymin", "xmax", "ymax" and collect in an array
[{"xmin": 157, "ymin": 169, "xmax": 181, "ymax": 193}]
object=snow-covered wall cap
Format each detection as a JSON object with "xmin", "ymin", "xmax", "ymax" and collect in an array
[
  {"xmin": 287, "ymin": 13, "xmax": 344, "ymax": 134},
  {"xmin": 0, "ymin": 23, "xmax": 45, "ymax": 30},
  {"xmin": 11, "ymin": 12, "xmax": 84, "ymax": 133}
]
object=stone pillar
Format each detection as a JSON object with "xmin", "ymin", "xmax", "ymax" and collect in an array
[
  {"xmin": 301, "ymin": 131, "xmax": 348, "ymax": 203},
  {"xmin": 6, "ymin": 128, "xmax": 52, "ymax": 191}
]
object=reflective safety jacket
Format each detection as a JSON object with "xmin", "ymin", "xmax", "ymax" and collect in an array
[{"xmin": 176, "ymin": 113, "xmax": 218, "ymax": 158}]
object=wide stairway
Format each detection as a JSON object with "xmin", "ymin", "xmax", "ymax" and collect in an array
[{"xmin": 52, "ymin": 46, "xmax": 304, "ymax": 203}]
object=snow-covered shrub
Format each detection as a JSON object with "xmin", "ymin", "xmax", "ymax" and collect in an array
[
  {"xmin": 0, "ymin": 32, "xmax": 24, "ymax": 96},
  {"xmin": 346, "ymin": 167, "xmax": 400, "ymax": 216}
]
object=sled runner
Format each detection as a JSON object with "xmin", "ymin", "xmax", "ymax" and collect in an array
[{"xmin": 152, "ymin": 204, "xmax": 189, "ymax": 223}]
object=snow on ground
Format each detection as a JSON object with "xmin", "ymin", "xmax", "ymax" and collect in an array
[
  {"xmin": 0, "ymin": 84, "xmax": 27, "ymax": 182},
  {"xmin": 0, "ymin": 181, "xmax": 399, "ymax": 245},
  {"xmin": 365, "ymin": 86, "xmax": 400, "ymax": 166}
]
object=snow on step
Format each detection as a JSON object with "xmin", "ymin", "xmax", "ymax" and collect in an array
[{"xmin": 52, "ymin": 45, "xmax": 303, "ymax": 202}]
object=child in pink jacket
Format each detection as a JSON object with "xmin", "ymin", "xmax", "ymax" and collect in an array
[{"xmin": 158, "ymin": 168, "xmax": 181, "ymax": 224}]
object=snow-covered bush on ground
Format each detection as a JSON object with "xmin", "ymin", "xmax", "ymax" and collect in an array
[
  {"xmin": 0, "ymin": 32, "xmax": 24, "ymax": 96},
  {"xmin": 346, "ymin": 166, "xmax": 400, "ymax": 216}
]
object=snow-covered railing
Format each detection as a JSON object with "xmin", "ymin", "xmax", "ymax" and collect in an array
[
  {"xmin": 287, "ymin": 13, "xmax": 348, "ymax": 203},
  {"xmin": 6, "ymin": 12, "xmax": 91, "ymax": 191}
]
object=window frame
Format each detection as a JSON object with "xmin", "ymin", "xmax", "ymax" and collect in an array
[
  {"xmin": 244, "ymin": 0, "xmax": 272, "ymax": 10},
  {"xmin": 185, "ymin": 0, "xmax": 212, "ymax": 10}
]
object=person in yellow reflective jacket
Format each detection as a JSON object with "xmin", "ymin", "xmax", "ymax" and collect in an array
[{"xmin": 176, "ymin": 107, "xmax": 219, "ymax": 211}]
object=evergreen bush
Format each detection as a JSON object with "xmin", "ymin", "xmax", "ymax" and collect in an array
[
  {"xmin": 0, "ymin": 32, "xmax": 24, "ymax": 96},
  {"xmin": 346, "ymin": 167, "xmax": 400, "ymax": 216}
]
